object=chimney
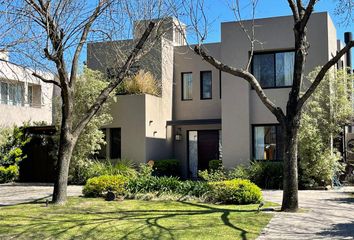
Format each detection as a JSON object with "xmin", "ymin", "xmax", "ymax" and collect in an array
[
  {"xmin": 344, "ymin": 32, "xmax": 352, "ymax": 73},
  {"xmin": 0, "ymin": 49, "xmax": 9, "ymax": 62}
]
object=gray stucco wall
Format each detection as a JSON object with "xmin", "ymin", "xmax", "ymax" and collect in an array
[
  {"xmin": 173, "ymin": 43, "xmax": 221, "ymax": 121},
  {"xmin": 220, "ymin": 12, "xmax": 338, "ymax": 168}
]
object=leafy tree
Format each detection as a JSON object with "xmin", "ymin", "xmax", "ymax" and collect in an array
[
  {"xmin": 299, "ymin": 69, "xmax": 352, "ymax": 188},
  {"xmin": 0, "ymin": 126, "xmax": 30, "ymax": 167},
  {"xmin": 53, "ymin": 68, "xmax": 113, "ymax": 184}
]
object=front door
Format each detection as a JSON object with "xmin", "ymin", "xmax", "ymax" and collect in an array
[
  {"xmin": 188, "ymin": 130, "xmax": 220, "ymax": 178},
  {"xmin": 198, "ymin": 130, "xmax": 220, "ymax": 171}
]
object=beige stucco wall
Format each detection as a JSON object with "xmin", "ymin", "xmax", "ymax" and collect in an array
[
  {"xmin": 104, "ymin": 95, "xmax": 146, "ymax": 163},
  {"xmin": 0, "ymin": 62, "xmax": 53, "ymax": 128},
  {"xmin": 220, "ymin": 12, "xmax": 338, "ymax": 168},
  {"xmin": 173, "ymin": 43, "xmax": 221, "ymax": 120},
  {"xmin": 90, "ymin": 36, "xmax": 175, "ymax": 164}
]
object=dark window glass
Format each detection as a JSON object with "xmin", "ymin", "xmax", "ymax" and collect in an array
[
  {"xmin": 182, "ymin": 73, "xmax": 192, "ymax": 100},
  {"xmin": 201, "ymin": 71, "xmax": 212, "ymax": 99},
  {"xmin": 110, "ymin": 128, "xmax": 121, "ymax": 159},
  {"xmin": 253, "ymin": 54, "xmax": 275, "ymax": 88},
  {"xmin": 253, "ymin": 125, "xmax": 283, "ymax": 160},
  {"xmin": 252, "ymin": 51, "xmax": 294, "ymax": 88}
]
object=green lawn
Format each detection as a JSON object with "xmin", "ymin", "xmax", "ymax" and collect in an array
[{"xmin": 0, "ymin": 197, "xmax": 275, "ymax": 240}]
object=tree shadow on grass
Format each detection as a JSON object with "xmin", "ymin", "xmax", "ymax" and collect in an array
[{"xmin": 0, "ymin": 200, "xmax": 262, "ymax": 240}]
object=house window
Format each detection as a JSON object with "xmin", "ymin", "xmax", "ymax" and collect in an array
[
  {"xmin": 0, "ymin": 81, "xmax": 23, "ymax": 106},
  {"xmin": 0, "ymin": 82, "xmax": 8, "ymax": 104},
  {"xmin": 182, "ymin": 72, "xmax": 192, "ymax": 100},
  {"xmin": 110, "ymin": 128, "xmax": 121, "ymax": 159},
  {"xmin": 253, "ymin": 125, "xmax": 283, "ymax": 160},
  {"xmin": 252, "ymin": 51, "xmax": 294, "ymax": 88},
  {"xmin": 200, "ymin": 71, "xmax": 212, "ymax": 99},
  {"xmin": 28, "ymin": 85, "xmax": 33, "ymax": 106}
]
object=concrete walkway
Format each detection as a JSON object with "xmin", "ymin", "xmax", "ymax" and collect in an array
[
  {"xmin": 0, "ymin": 183, "xmax": 82, "ymax": 206},
  {"xmin": 258, "ymin": 187, "xmax": 354, "ymax": 240}
]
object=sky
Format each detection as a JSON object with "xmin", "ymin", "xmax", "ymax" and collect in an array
[
  {"xmin": 197, "ymin": 0, "xmax": 352, "ymax": 43},
  {"xmin": 190, "ymin": 0, "xmax": 353, "ymax": 66}
]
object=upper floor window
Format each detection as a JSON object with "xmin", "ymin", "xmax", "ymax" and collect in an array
[
  {"xmin": 252, "ymin": 51, "xmax": 295, "ymax": 88},
  {"xmin": 253, "ymin": 125, "xmax": 283, "ymax": 161},
  {"xmin": 0, "ymin": 81, "xmax": 23, "ymax": 106},
  {"xmin": 182, "ymin": 72, "xmax": 192, "ymax": 100},
  {"xmin": 200, "ymin": 71, "xmax": 212, "ymax": 99}
]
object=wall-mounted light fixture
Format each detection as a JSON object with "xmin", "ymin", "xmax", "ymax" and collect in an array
[
  {"xmin": 175, "ymin": 128, "xmax": 182, "ymax": 141},
  {"xmin": 149, "ymin": 120, "xmax": 153, "ymax": 126}
]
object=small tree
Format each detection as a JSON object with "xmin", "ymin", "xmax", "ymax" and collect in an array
[
  {"xmin": 299, "ymin": 69, "xmax": 353, "ymax": 188},
  {"xmin": 52, "ymin": 68, "xmax": 113, "ymax": 184}
]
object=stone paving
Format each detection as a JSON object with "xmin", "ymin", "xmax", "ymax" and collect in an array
[
  {"xmin": 0, "ymin": 183, "xmax": 82, "ymax": 206},
  {"xmin": 258, "ymin": 187, "xmax": 354, "ymax": 240}
]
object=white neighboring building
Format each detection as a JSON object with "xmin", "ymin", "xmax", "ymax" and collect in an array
[{"xmin": 0, "ymin": 51, "xmax": 54, "ymax": 127}]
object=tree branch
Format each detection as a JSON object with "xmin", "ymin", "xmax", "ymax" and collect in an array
[
  {"xmin": 194, "ymin": 45, "xmax": 286, "ymax": 123},
  {"xmin": 300, "ymin": 0, "xmax": 317, "ymax": 28},
  {"xmin": 298, "ymin": 40, "xmax": 354, "ymax": 111},
  {"xmin": 72, "ymin": 21, "xmax": 156, "ymax": 137},
  {"xmin": 69, "ymin": 0, "xmax": 110, "ymax": 87},
  {"xmin": 32, "ymin": 72, "xmax": 61, "ymax": 88},
  {"xmin": 287, "ymin": 0, "xmax": 300, "ymax": 21}
]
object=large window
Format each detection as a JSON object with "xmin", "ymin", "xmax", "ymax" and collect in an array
[
  {"xmin": 200, "ymin": 71, "xmax": 212, "ymax": 99},
  {"xmin": 253, "ymin": 125, "xmax": 283, "ymax": 161},
  {"xmin": 182, "ymin": 72, "xmax": 193, "ymax": 100},
  {"xmin": 0, "ymin": 81, "xmax": 23, "ymax": 106},
  {"xmin": 252, "ymin": 51, "xmax": 294, "ymax": 88}
]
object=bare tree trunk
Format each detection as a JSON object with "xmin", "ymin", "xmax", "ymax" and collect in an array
[
  {"xmin": 281, "ymin": 116, "xmax": 300, "ymax": 212},
  {"xmin": 52, "ymin": 130, "xmax": 76, "ymax": 204},
  {"xmin": 52, "ymin": 90, "xmax": 77, "ymax": 204}
]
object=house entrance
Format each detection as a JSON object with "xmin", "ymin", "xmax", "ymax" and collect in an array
[{"xmin": 188, "ymin": 130, "xmax": 221, "ymax": 178}]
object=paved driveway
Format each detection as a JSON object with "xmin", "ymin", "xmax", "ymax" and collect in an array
[
  {"xmin": 0, "ymin": 183, "xmax": 82, "ymax": 206},
  {"xmin": 258, "ymin": 187, "xmax": 354, "ymax": 240}
]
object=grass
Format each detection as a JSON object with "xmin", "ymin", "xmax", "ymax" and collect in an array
[{"xmin": 0, "ymin": 197, "xmax": 276, "ymax": 240}]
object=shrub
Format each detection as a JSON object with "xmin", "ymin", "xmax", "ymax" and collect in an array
[
  {"xmin": 209, "ymin": 179, "xmax": 262, "ymax": 204},
  {"xmin": 153, "ymin": 159, "xmax": 180, "ymax": 176},
  {"xmin": 126, "ymin": 176, "xmax": 180, "ymax": 194},
  {"xmin": 70, "ymin": 159, "xmax": 137, "ymax": 185},
  {"xmin": 228, "ymin": 165, "xmax": 250, "ymax": 180},
  {"xmin": 198, "ymin": 168, "xmax": 228, "ymax": 182},
  {"xmin": 177, "ymin": 180, "xmax": 211, "ymax": 197},
  {"xmin": 0, "ymin": 165, "xmax": 19, "ymax": 183},
  {"xmin": 0, "ymin": 126, "xmax": 30, "ymax": 167},
  {"xmin": 249, "ymin": 162, "xmax": 283, "ymax": 189},
  {"xmin": 117, "ymin": 70, "xmax": 160, "ymax": 96},
  {"xmin": 209, "ymin": 160, "xmax": 222, "ymax": 171},
  {"xmin": 83, "ymin": 175, "xmax": 127, "ymax": 197}
]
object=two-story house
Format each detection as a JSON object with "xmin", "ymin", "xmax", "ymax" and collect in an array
[
  {"xmin": 87, "ymin": 12, "xmax": 351, "ymax": 177},
  {"xmin": 0, "ymin": 51, "xmax": 54, "ymax": 127}
]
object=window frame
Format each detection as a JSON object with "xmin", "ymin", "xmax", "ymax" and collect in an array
[
  {"xmin": 251, "ymin": 124, "xmax": 283, "ymax": 161},
  {"xmin": 181, "ymin": 72, "xmax": 193, "ymax": 101},
  {"xmin": 251, "ymin": 49, "xmax": 295, "ymax": 89},
  {"xmin": 200, "ymin": 71, "xmax": 212, "ymax": 100}
]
